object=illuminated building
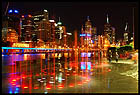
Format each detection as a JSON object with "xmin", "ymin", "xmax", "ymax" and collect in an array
[
  {"xmin": 7, "ymin": 9, "xmax": 21, "ymax": 41},
  {"xmin": 112, "ymin": 27, "xmax": 115, "ymax": 44},
  {"xmin": 2, "ymin": 9, "xmax": 20, "ymax": 42},
  {"xmin": 21, "ymin": 14, "xmax": 35, "ymax": 41},
  {"xmin": 34, "ymin": 10, "xmax": 52, "ymax": 42},
  {"xmin": 7, "ymin": 28, "xmax": 18, "ymax": 43},
  {"xmin": 123, "ymin": 22, "xmax": 129, "ymax": 44},
  {"xmin": 12, "ymin": 43, "xmax": 29, "ymax": 47},
  {"xmin": 55, "ymin": 17, "xmax": 66, "ymax": 46},
  {"xmin": 2, "ymin": 16, "xmax": 8, "ymax": 42},
  {"xmin": 80, "ymin": 16, "xmax": 97, "ymax": 48},
  {"xmin": 103, "ymin": 14, "xmax": 115, "ymax": 44}
]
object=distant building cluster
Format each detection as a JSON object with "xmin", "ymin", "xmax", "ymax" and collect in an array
[
  {"xmin": 79, "ymin": 14, "xmax": 134, "ymax": 50},
  {"xmin": 2, "ymin": 9, "xmax": 71, "ymax": 48},
  {"xmin": 2, "ymin": 9, "xmax": 134, "ymax": 48}
]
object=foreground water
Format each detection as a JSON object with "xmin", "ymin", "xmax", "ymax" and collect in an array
[{"xmin": 2, "ymin": 52, "xmax": 138, "ymax": 93}]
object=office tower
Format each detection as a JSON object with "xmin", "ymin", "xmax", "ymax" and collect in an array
[
  {"xmin": 123, "ymin": 22, "xmax": 129, "ymax": 44},
  {"xmin": 21, "ymin": 14, "xmax": 35, "ymax": 42},
  {"xmin": 7, "ymin": 28, "xmax": 18, "ymax": 43},
  {"xmin": 104, "ymin": 14, "xmax": 115, "ymax": 44}
]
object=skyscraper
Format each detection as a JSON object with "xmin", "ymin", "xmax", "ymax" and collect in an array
[
  {"xmin": 55, "ymin": 17, "xmax": 66, "ymax": 46},
  {"xmin": 104, "ymin": 14, "xmax": 115, "ymax": 44},
  {"xmin": 123, "ymin": 22, "xmax": 129, "ymax": 44},
  {"xmin": 34, "ymin": 10, "xmax": 51, "ymax": 42},
  {"xmin": 21, "ymin": 14, "xmax": 35, "ymax": 42},
  {"xmin": 80, "ymin": 16, "xmax": 96, "ymax": 47}
]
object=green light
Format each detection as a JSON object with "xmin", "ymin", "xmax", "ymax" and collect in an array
[{"xmin": 57, "ymin": 22, "xmax": 62, "ymax": 25}]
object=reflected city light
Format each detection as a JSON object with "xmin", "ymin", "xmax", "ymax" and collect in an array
[{"xmin": 2, "ymin": 4, "xmax": 138, "ymax": 93}]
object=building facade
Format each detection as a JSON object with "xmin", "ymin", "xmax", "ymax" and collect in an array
[{"xmin": 104, "ymin": 14, "xmax": 115, "ymax": 44}]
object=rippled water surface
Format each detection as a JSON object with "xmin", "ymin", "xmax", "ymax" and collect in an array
[{"xmin": 2, "ymin": 52, "xmax": 138, "ymax": 93}]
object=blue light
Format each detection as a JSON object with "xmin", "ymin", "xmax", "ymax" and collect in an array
[
  {"xmin": 80, "ymin": 34, "xmax": 86, "ymax": 36},
  {"xmin": 81, "ymin": 52, "xmax": 91, "ymax": 57},
  {"xmin": 87, "ymin": 62, "xmax": 91, "ymax": 70},
  {"xmin": 80, "ymin": 34, "xmax": 91, "ymax": 37},
  {"xmin": 9, "ymin": 90, "xmax": 12, "ymax": 94},
  {"xmin": 8, "ymin": 10, "xmax": 13, "ymax": 13},
  {"xmin": 2, "ymin": 47, "xmax": 71, "ymax": 51},
  {"xmin": 81, "ymin": 62, "xmax": 86, "ymax": 69},
  {"xmin": 14, "ymin": 10, "xmax": 19, "ymax": 13},
  {"xmin": 14, "ymin": 91, "xmax": 18, "ymax": 94},
  {"xmin": 16, "ymin": 88, "xmax": 19, "ymax": 91},
  {"xmin": 87, "ymin": 34, "xmax": 91, "ymax": 36},
  {"xmin": 81, "ymin": 62, "xmax": 91, "ymax": 70}
]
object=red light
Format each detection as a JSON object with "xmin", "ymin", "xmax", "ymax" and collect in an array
[
  {"xmin": 16, "ymin": 85, "xmax": 21, "ymax": 87},
  {"xmin": 69, "ymin": 83, "xmax": 74, "ymax": 87},
  {"xmin": 34, "ymin": 86, "xmax": 39, "ymax": 89},
  {"xmin": 12, "ymin": 79, "xmax": 16, "ymax": 81},
  {"xmin": 24, "ymin": 86, "xmax": 28, "ymax": 89},
  {"xmin": 36, "ymin": 74, "xmax": 39, "ymax": 76},
  {"xmin": 78, "ymin": 82, "xmax": 82, "ymax": 85},
  {"xmin": 57, "ymin": 84, "xmax": 64, "ymax": 89},
  {"xmin": 22, "ymin": 15, "xmax": 24, "ymax": 18},
  {"xmin": 22, "ymin": 76, "xmax": 25, "ymax": 79},
  {"xmin": 66, "ymin": 73, "xmax": 70, "ymax": 76},
  {"xmin": 46, "ymin": 84, "xmax": 52, "ymax": 90},
  {"xmin": 28, "ymin": 15, "xmax": 32, "ymax": 17},
  {"xmin": 108, "ymin": 69, "xmax": 111, "ymax": 72},
  {"xmin": 12, "ymin": 83, "xmax": 16, "ymax": 85}
]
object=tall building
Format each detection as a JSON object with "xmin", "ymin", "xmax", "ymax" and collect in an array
[
  {"xmin": 2, "ymin": 9, "xmax": 20, "ymax": 42},
  {"xmin": 123, "ymin": 22, "xmax": 129, "ymax": 44},
  {"xmin": 2, "ymin": 16, "xmax": 8, "ymax": 42},
  {"xmin": 112, "ymin": 27, "xmax": 115, "ymax": 43},
  {"xmin": 34, "ymin": 10, "xmax": 51, "ymax": 42},
  {"xmin": 21, "ymin": 14, "xmax": 35, "ymax": 42},
  {"xmin": 55, "ymin": 17, "xmax": 66, "ymax": 46},
  {"xmin": 104, "ymin": 14, "xmax": 115, "ymax": 44},
  {"xmin": 7, "ymin": 9, "xmax": 21, "ymax": 40},
  {"xmin": 80, "ymin": 16, "xmax": 96, "ymax": 47},
  {"xmin": 7, "ymin": 28, "xmax": 18, "ymax": 43}
]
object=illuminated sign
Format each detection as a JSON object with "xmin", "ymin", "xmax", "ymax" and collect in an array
[
  {"xmin": 57, "ymin": 22, "xmax": 62, "ymax": 25},
  {"xmin": 12, "ymin": 43, "xmax": 29, "ymax": 48},
  {"xmin": 44, "ymin": 9, "xmax": 48, "ymax": 12},
  {"xmin": 81, "ymin": 52, "xmax": 91, "ymax": 57},
  {"xmin": 8, "ymin": 10, "xmax": 13, "ymax": 13},
  {"xmin": 81, "ymin": 62, "xmax": 91, "ymax": 70},
  {"xmin": 28, "ymin": 15, "xmax": 32, "ymax": 17},
  {"xmin": 14, "ymin": 10, "xmax": 19, "ymax": 13},
  {"xmin": 49, "ymin": 20, "xmax": 55, "ymax": 22},
  {"xmin": 8, "ymin": 9, "xmax": 19, "ymax": 14},
  {"xmin": 80, "ymin": 34, "xmax": 91, "ymax": 37}
]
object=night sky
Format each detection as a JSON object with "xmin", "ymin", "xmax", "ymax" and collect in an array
[{"xmin": 2, "ymin": 2, "xmax": 138, "ymax": 47}]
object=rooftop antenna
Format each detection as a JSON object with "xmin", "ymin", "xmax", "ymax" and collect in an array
[
  {"xmin": 87, "ymin": 16, "xmax": 90, "ymax": 21},
  {"xmin": 4, "ymin": 2, "xmax": 9, "ymax": 15},
  {"xmin": 125, "ymin": 22, "xmax": 128, "ymax": 31},
  {"xmin": 59, "ymin": 17, "xmax": 60, "ymax": 22},
  {"xmin": 107, "ymin": 14, "xmax": 109, "ymax": 23}
]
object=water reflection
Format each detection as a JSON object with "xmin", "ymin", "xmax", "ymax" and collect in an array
[{"xmin": 2, "ymin": 51, "xmax": 138, "ymax": 93}]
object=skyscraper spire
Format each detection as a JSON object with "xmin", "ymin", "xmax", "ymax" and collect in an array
[
  {"xmin": 87, "ymin": 16, "xmax": 90, "ymax": 21},
  {"xmin": 59, "ymin": 17, "xmax": 60, "ymax": 22},
  {"xmin": 107, "ymin": 14, "xmax": 109, "ymax": 23},
  {"xmin": 125, "ymin": 22, "xmax": 128, "ymax": 31}
]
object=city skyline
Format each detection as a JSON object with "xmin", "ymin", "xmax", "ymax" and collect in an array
[
  {"xmin": 2, "ymin": 2, "xmax": 138, "ymax": 40},
  {"xmin": 2, "ymin": 1, "xmax": 138, "ymax": 94}
]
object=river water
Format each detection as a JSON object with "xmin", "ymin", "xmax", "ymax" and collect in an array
[{"xmin": 2, "ymin": 51, "xmax": 138, "ymax": 93}]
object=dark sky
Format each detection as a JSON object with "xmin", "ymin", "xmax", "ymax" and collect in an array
[{"xmin": 2, "ymin": 2, "xmax": 138, "ymax": 41}]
